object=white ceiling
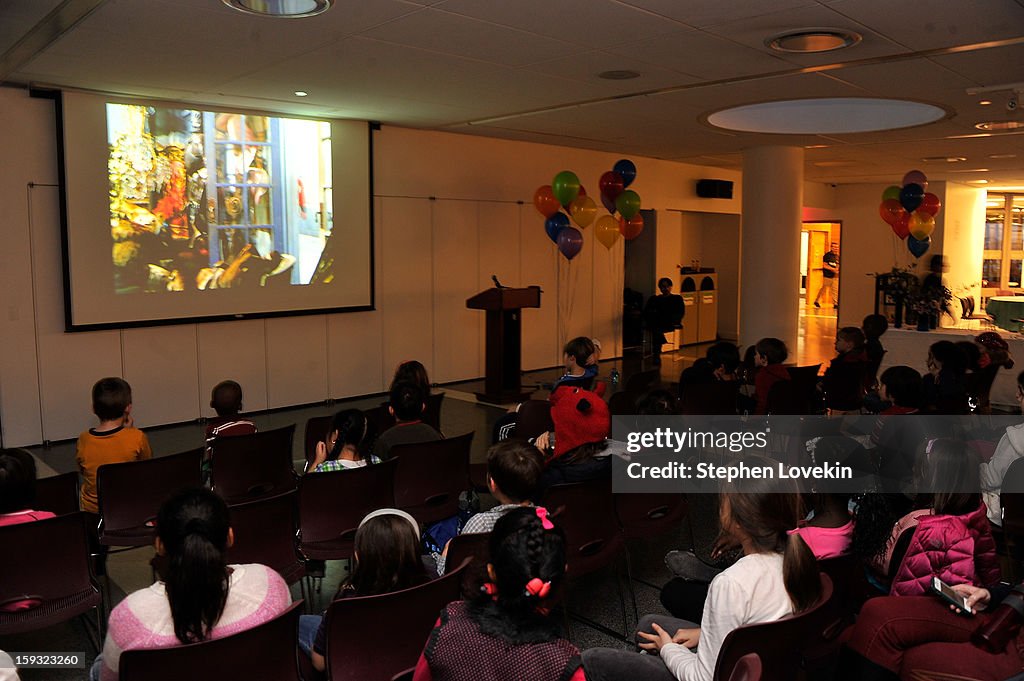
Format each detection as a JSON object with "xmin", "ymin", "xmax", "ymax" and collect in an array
[{"xmin": 3, "ymin": 0, "xmax": 1024, "ymax": 186}]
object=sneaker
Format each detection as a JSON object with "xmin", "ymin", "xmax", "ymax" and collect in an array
[{"xmin": 664, "ymin": 550, "xmax": 723, "ymax": 582}]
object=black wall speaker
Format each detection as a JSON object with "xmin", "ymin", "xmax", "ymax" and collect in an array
[{"xmin": 696, "ymin": 179, "xmax": 734, "ymax": 199}]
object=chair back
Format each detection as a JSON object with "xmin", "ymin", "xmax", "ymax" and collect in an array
[
  {"xmin": 302, "ymin": 415, "xmax": 334, "ymax": 473},
  {"xmin": 624, "ymin": 369, "xmax": 660, "ymax": 394},
  {"xmin": 297, "ymin": 459, "xmax": 397, "ymax": 561},
  {"xmin": 727, "ymin": 653, "xmax": 763, "ymax": 681},
  {"xmin": 423, "ymin": 392, "xmax": 445, "ymax": 431},
  {"xmin": 765, "ymin": 379, "xmax": 803, "ymax": 415},
  {"xmin": 542, "ymin": 478, "xmax": 625, "ymax": 578},
  {"xmin": 0, "ymin": 512, "xmax": 102, "ymax": 635},
  {"xmin": 607, "ymin": 391, "xmax": 638, "ymax": 416},
  {"xmin": 680, "ymin": 381, "xmax": 739, "ymax": 415},
  {"xmin": 444, "ymin": 531, "xmax": 491, "ymax": 598},
  {"xmin": 211, "ymin": 425, "xmax": 297, "ymax": 504},
  {"xmin": 713, "ymin": 574, "xmax": 835, "ymax": 681},
  {"xmin": 515, "ymin": 400, "xmax": 554, "ymax": 441},
  {"xmin": 967, "ymin": 365, "xmax": 1001, "ymax": 413},
  {"xmin": 119, "ymin": 600, "xmax": 304, "ymax": 681},
  {"xmin": 823, "ymin": 361, "xmax": 869, "ymax": 411},
  {"xmin": 614, "ymin": 493, "xmax": 688, "ymax": 540},
  {"xmin": 97, "ymin": 448, "xmax": 203, "ymax": 547},
  {"xmin": 1001, "ymin": 457, "xmax": 1024, "ymax": 536},
  {"xmin": 33, "ymin": 471, "xmax": 80, "ymax": 516},
  {"xmin": 225, "ymin": 490, "xmax": 305, "ymax": 585},
  {"xmin": 323, "ymin": 560, "xmax": 470, "ymax": 681},
  {"xmin": 393, "ymin": 433, "xmax": 473, "ymax": 525}
]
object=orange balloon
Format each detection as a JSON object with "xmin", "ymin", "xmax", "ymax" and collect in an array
[
  {"xmin": 619, "ymin": 214, "xmax": 644, "ymax": 240},
  {"xmin": 533, "ymin": 185, "xmax": 561, "ymax": 218},
  {"xmin": 569, "ymin": 196, "xmax": 598, "ymax": 228},
  {"xmin": 595, "ymin": 215, "xmax": 620, "ymax": 249}
]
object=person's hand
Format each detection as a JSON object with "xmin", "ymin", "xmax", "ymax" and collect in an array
[
  {"xmin": 711, "ymin": 533, "xmax": 739, "ymax": 560},
  {"xmin": 637, "ymin": 622, "xmax": 675, "ymax": 652},
  {"xmin": 672, "ymin": 628, "xmax": 700, "ymax": 649},
  {"xmin": 533, "ymin": 431, "xmax": 551, "ymax": 453},
  {"xmin": 311, "ymin": 440, "xmax": 328, "ymax": 470},
  {"xmin": 585, "ymin": 352, "xmax": 597, "ymax": 366},
  {"xmin": 950, "ymin": 584, "xmax": 991, "ymax": 613},
  {"xmin": 123, "ymin": 412, "xmax": 135, "ymax": 429}
]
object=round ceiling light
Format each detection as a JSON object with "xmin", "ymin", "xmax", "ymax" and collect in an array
[
  {"xmin": 976, "ymin": 120, "xmax": 1024, "ymax": 131},
  {"xmin": 766, "ymin": 28, "xmax": 861, "ymax": 53},
  {"xmin": 705, "ymin": 98, "xmax": 947, "ymax": 134},
  {"xmin": 222, "ymin": 0, "xmax": 332, "ymax": 18}
]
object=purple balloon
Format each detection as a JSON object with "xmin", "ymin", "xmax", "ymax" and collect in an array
[
  {"xmin": 900, "ymin": 183, "xmax": 924, "ymax": 213},
  {"xmin": 545, "ymin": 212, "xmax": 569, "ymax": 243},
  {"xmin": 557, "ymin": 226, "xmax": 583, "ymax": 260},
  {"xmin": 600, "ymin": 192, "xmax": 616, "ymax": 214},
  {"xmin": 903, "ymin": 170, "xmax": 928, "ymax": 189}
]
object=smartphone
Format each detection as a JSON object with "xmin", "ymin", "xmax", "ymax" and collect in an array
[{"xmin": 931, "ymin": 577, "xmax": 973, "ymax": 616}]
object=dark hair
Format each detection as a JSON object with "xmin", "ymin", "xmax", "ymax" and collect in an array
[
  {"xmin": 851, "ymin": 493, "xmax": 901, "ymax": 562},
  {"xmin": 862, "ymin": 314, "xmax": 889, "ymax": 340},
  {"xmin": 389, "ymin": 381, "xmax": 425, "ymax": 422},
  {"xmin": 157, "ymin": 488, "xmax": 231, "ymax": 644},
  {"xmin": 563, "ymin": 337, "xmax": 595, "ymax": 367},
  {"xmin": 929, "ymin": 254, "xmax": 946, "ymax": 273},
  {"xmin": 325, "ymin": 409, "xmax": 369, "ymax": 462},
  {"xmin": 929, "ymin": 341, "xmax": 967, "ymax": 375},
  {"xmin": 0, "ymin": 449, "xmax": 37, "ymax": 514},
  {"xmin": 389, "ymin": 360, "xmax": 430, "ymax": 397},
  {"xmin": 210, "ymin": 380, "xmax": 243, "ymax": 417},
  {"xmin": 706, "ymin": 342, "xmax": 741, "ymax": 373},
  {"xmin": 349, "ymin": 514, "xmax": 426, "ymax": 597},
  {"xmin": 92, "ymin": 377, "xmax": 132, "ymax": 421},
  {"xmin": 636, "ymin": 389, "xmax": 678, "ymax": 416},
  {"xmin": 955, "ymin": 341, "xmax": 982, "ymax": 372},
  {"xmin": 657, "ymin": 277, "xmax": 673, "ymax": 290},
  {"xmin": 472, "ymin": 507, "xmax": 566, "ymax": 642},
  {"xmin": 879, "ymin": 365, "xmax": 922, "ymax": 408},
  {"xmin": 1018, "ymin": 370, "xmax": 1024, "ymax": 390},
  {"xmin": 922, "ymin": 439, "xmax": 980, "ymax": 516},
  {"xmin": 721, "ymin": 464, "xmax": 822, "ymax": 613},
  {"xmin": 755, "ymin": 338, "xmax": 788, "ymax": 365},
  {"xmin": 487, "ymin": 441, "xmax": 543, "ymax": 503},
  {"xmin": 837, "ymin": 326, "xmax": 866, "ymax": 350}
]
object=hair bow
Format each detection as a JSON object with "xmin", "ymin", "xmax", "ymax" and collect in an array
[
  {"xmin": 524, "ymin": 577, "xmax": 552, "ymax": 599},
  {"xmin": 535, "ymin": 506, "xmax": 554, "ymax": 530}
]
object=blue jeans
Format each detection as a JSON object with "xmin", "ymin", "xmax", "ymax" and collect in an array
[{"xmin": 299, "ymin": 614, "xmax": 323, "ymax": 656}]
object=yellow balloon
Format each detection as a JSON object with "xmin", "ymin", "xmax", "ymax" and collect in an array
[
  {"xmin": 595, "ymin": 215, "xmax": 620, "ymax": 250},
  {"xmin": 569, "ymin": 196, "xmax": 598, "ymax": 228},
  {"xmin": 908, "ymin": 210, "xmax": 935, "ymax": 241}
]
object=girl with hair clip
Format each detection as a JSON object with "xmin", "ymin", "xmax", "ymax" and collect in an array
[
  {"xmin": 412, "ymin": 506, "xmax": 586, "ymax": 681},
  {"xmin": 90, "ymin": 488, "xmax": 291, "ymax": 681},
  {"xmin": 307, "ymin": 408, "xmax": 377, "ymax": 473},
  {"xmin": 582, "ymin": 464, "xmax": 822, "ymax": 681}
]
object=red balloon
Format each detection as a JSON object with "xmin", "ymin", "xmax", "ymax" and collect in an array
[
  {"xmin": 599, "ymin": 171, "xmax": 625, "ymax": 201},
  {"xmin": 919, "ymin": 192, "xmax": 941, "ymax": 217},
  {"xmin": 891, "ymin": 212, "xmax": 910, "ymax": 240},
  {"xmin": 879, "ymin": 199, "xmax": 903, "ymax": 226},
  {"xmin": 533, "ymin": 185, "xmax": 561, "ymax": 218},
  {"xmin": 619, "ymin": 214, "xmax": 644, "ymax": 240},
  {"xmin": 578, "ymin": 185, "xmax": 587, "ymax": 198}
]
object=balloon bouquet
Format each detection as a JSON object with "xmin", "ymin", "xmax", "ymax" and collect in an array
[{"xmin": 878, "ymin": 170, "xmax": 942, "ymax": 259}]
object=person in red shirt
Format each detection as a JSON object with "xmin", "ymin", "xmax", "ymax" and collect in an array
[{"xmin": 753, "ymin": 337, "xmax": 790, "ymax": 415}]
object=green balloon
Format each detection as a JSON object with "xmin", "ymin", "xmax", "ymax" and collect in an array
[
  {"xmin": 615, "ymin": 190, "xmax": 641, "ymax": 219},
  {"xmin": 882, "ymin": 185, "xmax": 901, "ymax": 202},
  {"xmin": 551, "ymin": 171, "xmax": 581, "ymax": 206}
]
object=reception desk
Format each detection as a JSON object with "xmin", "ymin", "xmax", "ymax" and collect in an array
[{"xmin": 878, "ymin": 327, "xmax": 1022, "ymax": 407}]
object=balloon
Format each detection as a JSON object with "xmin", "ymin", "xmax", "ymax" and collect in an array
[
  {"xmin": 613, "ymin": 159, "xmax": 637, "ymax": 188},
  {"xmin": 601, "ymin": 192, "xmax": 617, "ymax": 214},
  {"xmin": 577, "ymin": 185, "xmax": 587, "ymax": 198},
  {"xmin": 908, "ymin": 210, "xmax": 935, "ymax": 240},
  {"xmin": 899, "ymin": 183, "xmax": 925, "ymax": 213},
  {"xmin": 551, "ymin": 171, "xmax": 581, "ymax": 206},
  {"xmin": 619, "ymin": 213, "xmax": 644, "ymax": 240},
  {"xmin": 882, "ymin": 185, "xmax": 901, "ymax": 202},
  {"xmin": 903, "ymin": 170, "xmax": 928, "ymax": 189},
  {"xmin": 557, "ymin": 226, "xmax": 583, "ymax": 260},
  {"xmin": 599, "ymin": 171, "xmax": 625, "ymax": 201},
  {"xmin": 569, "ymin": 196, "xmax": 597, "ymax": 228},
  {"xmin": 879, "ymin": 199, "xmax": 903, "ymax": 226},
  {"xmin": 533, "ymin": 185, "xmax": 561, "ymax": 218},
  {"xmin": 907, "ymin": 235, "xmax": 930, "ymax": 258},
  {"xmin": 615, "ymin": 190, "xmax": 641, "ymax": 220},
  {"xmin": 595, "ymin": 215, "xmax": 620, "ymax": 249},
  {"xmin": 544, "ymin": 212, "xmax": 569, "ymax": 243},
  {"xmin": 919, "ymin": 192, "xmax": 941, "ymax": 217},
  {"xmin": 891, "ymin": 212, "xmax": 910, "ymax": 240}
]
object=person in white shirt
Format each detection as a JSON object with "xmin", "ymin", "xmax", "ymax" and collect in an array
[
  {"xmin": 581, "ymin": 467, "xmax": 822, "ymax": 681},
  {"xmin": 980, "ymin": 371, "xmax": 1024, "ymax": 526}
]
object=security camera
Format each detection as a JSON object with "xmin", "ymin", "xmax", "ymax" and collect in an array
[{"xmin": 1009, "ymin": 93, "xmax": 1019, "ymax": 111}]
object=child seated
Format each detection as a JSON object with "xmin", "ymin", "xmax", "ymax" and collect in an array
[
  {"xmin": 373, "ymin": 381, "xmax": 442, "ymax": 460},
  {"xmin": 535, "ymin": 387, "xmax": 612, "ymax": 491},
  {"xmin": 307, "ymin": 409, "xmax": 377, "ymax": 473},
  {"xmin": 551, "ymin": 336, "xmax": 597, "ymax": 394},
  {"xmin": 821, "ymin": 327, "xmax": 870, "ymax": 412},
  {"xmin": 752, "ymin": 338, "xmax": 790, "ymax": 415},
  {"xmin": 922, "ymin": 340, "xmax": 969, "ymax": 413},
  {"xmin": 861, "ymin": 314, "xmax": 888, "ymax": 365},
  {"xmin": 204, "ymin": 380, "xmax": 256, "ymax": 483},
  {"xmin": 413, "ymin": 507, "xmax": 585, "ymax": 681},
  {"xmin": 0, "ymin": 449, "xmax": 56, "ymax": 526}
]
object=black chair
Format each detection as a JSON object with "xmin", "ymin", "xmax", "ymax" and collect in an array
[
  {"xmin": 303, "ymin": 415, "xmax": 334, "ymax": 473},
  {"xmin": 33, "ymin": 471, "xmax": 80, "ymax": 516},
  {"xmin": 393, "ymin": 433, "xmax": 473, "ymax": 526},
  {"xmin": 119, "ymin": 600, "xmax": 304, "ymax": 681},
  {"xmin": 226, "ymin": 490, "xmax": 307, "ymax": 589},
  {"xmin": 211, "ymin": 425, "xmax": 297, "ymax": 504},
  {"xmin": 444, "ymin": 531, "xmax": 491, "ymax": 598},
  {"xmin": 680, "ymin": 381, "xmax": 740, "ymax": 415},
  {"xmin": 615, "ymin": 492, "xmax": 688, "ymax": 588}
]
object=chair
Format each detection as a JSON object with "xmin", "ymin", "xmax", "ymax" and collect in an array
[
  {"xmin": 967, "ymin": 365, "xmax": 1001, "ymax": 414},
  {"xmin": 97, "ymin": 448, "xmax": 203, "ymax": 547},
  {"xmin": 727, "ymin": 653, "xmax": 763, "ymax": 681},
  {"xmin": 297, "ymin": 459, "xmax": 397, "ymax": 561},
  {"xmin": 393, "ymin": 433, "xmax": 473, "ymax": 526},
  {"xmin": 225, "ymin": 490, "xmax": 307, "ymax": 588},
  {"xmin": 515, "ymin": 400, "xmax": 554, "ymax": 441},
  {"xmin": 680, "ymin": 381, "xmax": 740, "ymax": 415},
  {"xmin": 765, "ymin": 379, "xmax": 804, "ymax": 415},
  {"xmin": 788, "ymin": 364, "xmax": 823, "ymax": 412},
  {"xmin": 444, "ymin": 531, "xmax": 491, "ymax": 597},
  {"xmin": 119, "ymin": 600, "xmax": 304, "ymax": 681},
  {"xmin": 322, "ymin": 559, "xmax": 470, "ymax": 681},
  {"xmin": 614, "ymin": 492, "xmax": 688, "ymax": 588},
  {"xmin": 607, "ymin": 390, "xmax": 639, "ymax": 416},
  {"xmin": 303, "ymin": 414, "xmax": 334, "ymax": 473},
  {"xmin": 713, "ymin": 574, "xmax": 837, "ymax": 681},
  {"xmin": 423, "ymin": 392, "xmax": 445, "ymax": 431},
  {"xmin": 1000, "ymin": 457, "xmax": 1024, "ymax": 541},
  {"xmin": 624, "ymin": 369, "xmax": 660, "ymax": 394},
  {"xmin": 368, "ymin": 393, "xmax": 445, "ymax": 434},
  {"xmin": 0, "ymin": 512, "xmax": 103, "ymax": 647},
  {"xmin": 390, "ymin": 670, "xmax": 415, "ymax": 681},
  {"xmin": 33, "ymin": 471, "xmax": 80, "ymax": 516},
  {"xmin": 211, "ymin": 424, "xmax": 297, "ymax": 504}
]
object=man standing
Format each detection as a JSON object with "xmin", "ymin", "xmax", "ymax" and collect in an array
[
  {"xmin": 814, "ymin": 242, "xmax": 839, "ymax": 308},
  {"xmin": 644, "ymin": 277, "xmax": 685, "ymax": 365}
]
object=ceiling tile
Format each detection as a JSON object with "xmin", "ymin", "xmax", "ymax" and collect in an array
[{"xmin": 617, "ymin": 0, "xmax": 818, "ymax": 30}]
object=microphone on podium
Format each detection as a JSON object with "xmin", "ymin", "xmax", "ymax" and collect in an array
[{"xmin": 492, "ymin": 275, "xmax": 507, "ymax": 289}]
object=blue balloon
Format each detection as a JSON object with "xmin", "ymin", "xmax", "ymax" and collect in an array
[
  {"xmin": 545, "ymin": 212, "xmax": 569, "ymax": 243},
  {"xmin": 907, "ymin": 235, "xmax": 930, "ymax": 258},
  {"xmin": 613, "ymin": 159, "xmax": 637, "ymax": 188},
  {"xmin": 900, "ymin": 183, "xmax": 924, "ymax": 213}
]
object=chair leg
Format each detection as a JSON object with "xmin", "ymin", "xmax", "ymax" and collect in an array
[{"xmin": 622, "ymin": 551, "xmax": 639, "ymax": 625}]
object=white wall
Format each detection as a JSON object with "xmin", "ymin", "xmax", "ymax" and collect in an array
[
  {"xmin": 941, "ymin": 182, "xmax": 986, "ymax": 315},
  {"xmin": 670, "ymin": 211, "xmax": 741, "ymax": 340},
  {"xmin": 0, "ymin": 88, "xmax": 739, "ymax": 446}
]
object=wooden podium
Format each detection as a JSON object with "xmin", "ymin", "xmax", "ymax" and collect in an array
[{"xmin": 466, "ymin": 286, "xmax": 541, "ymax": 403}]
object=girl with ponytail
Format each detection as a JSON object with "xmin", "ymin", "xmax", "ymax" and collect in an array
[
  {"xmin": 89, "ymin": 488, "xmax": 291, "ymax": 681},
  {"xmin": 308, "ymin": 408, "xmax": 376, "ymax": 473},
  {"xmin": 412, "ymin": 506, "xmax": 586, "ymax": 681},
  {"xmin": 582, "ymin": 461, "xmax": 823, "ymax": 681}
]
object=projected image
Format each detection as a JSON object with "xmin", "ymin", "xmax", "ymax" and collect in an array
[{"xmin": 107, "ymin": 103, "xmax": 336, "ymax": 293}]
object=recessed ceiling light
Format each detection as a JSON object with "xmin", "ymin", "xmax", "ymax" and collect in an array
[
  {"xmin": 598, "ymin": 70, "xmax": 640, "ymax": 80},
  {"xmin": 813, "ymin": 160, "xmax": 856, "ymax": 167},
  {"xmin": 976, "ymin": 120, "xmax": 1024, "ymax": 131},
  {"xmin": 222, "ymin": 0, "xmax": 332, "ymax": 18},
  {"xmin": 921, "ymin": 156, "xmax": 967, "ymax": 163},
  {"xmin": 967, "ymin": 179, "xmax": 990, "ymax": 184},
  {"xmin": 805, "ymin": 144, "xmax": 829, "ymax": 149},
  {"xmin": 766, "ymin": 28, "xmax": 862, "ymax": 53},
  {"xmin": 706, "ymin": 98, "xmax": 947, "ymax": 134},
  {"xmin": 294, "ymin": 90, "xmax": 308, "ymax": 97},
  {"xmin": 979, "ymin": 100, "xmax": 993, "ymax": 106},
  {"xmin": 990, "ymin": 153, "xmax": 1018, "ymax": 159}
]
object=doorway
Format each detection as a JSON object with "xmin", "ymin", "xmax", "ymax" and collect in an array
[{"xmin": 799, "ymin": 221, "xmax": 841, "ymax": 365}]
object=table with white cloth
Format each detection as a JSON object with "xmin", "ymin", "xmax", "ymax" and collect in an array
[{"xmin": 877, "ymin": 326, "xmax": 1022, "ymax": 407}]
